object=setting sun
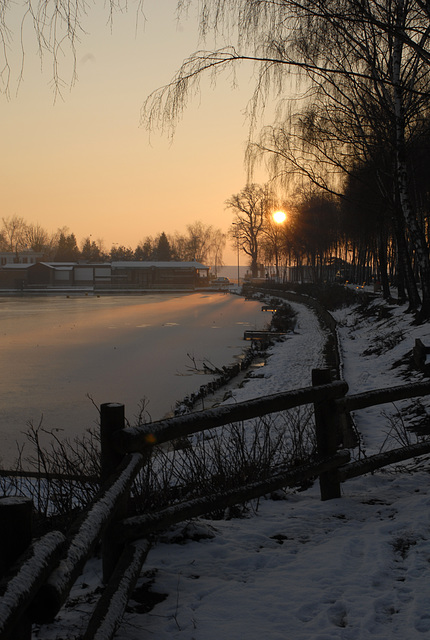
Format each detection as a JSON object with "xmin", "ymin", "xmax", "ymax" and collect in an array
[{"xmin": 273, "ymin": 210, "xmax": 287, "ymax": 224}]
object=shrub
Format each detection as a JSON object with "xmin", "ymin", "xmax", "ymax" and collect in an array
[
  {"xmin": 0, "ymin": 422, "xmax": 101, "ymax": 533},
  {"xmin": 131, "ymin": 405, "xmax": 316, "ymax": 518},
  {"xmin": 271, "ymin": 304, "xmax": 298, "ymax": 332},
  {"xmin": 0, "ymin": 405, "xmax": 316, "ymax": 530},
  {"xmin": 257, "ymin": 282, "xmax": 366, "ymax": 310}
]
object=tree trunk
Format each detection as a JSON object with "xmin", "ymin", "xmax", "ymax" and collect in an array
[
  {"xmin": 395, "ymin": 213, "xmax": 420, "ymax": 309},
  {"xmin": 377, "ymin": 229, "xmax": 391, "ymax": 299},
  {"xmin": 251, "ymin": 256, "xmax": 259, "ymax": 278},
  {"xmin": 396, "ymin": 251, "xmax": 407, "ymax": 303},
  {"xmin": 393, "ymin": 21, "xmax": 430, "ymax": 316}
]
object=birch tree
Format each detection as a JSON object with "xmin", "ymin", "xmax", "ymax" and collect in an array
[{"xmin": 298, "ymin": 0, "xmax": 430, "ymax": 314}]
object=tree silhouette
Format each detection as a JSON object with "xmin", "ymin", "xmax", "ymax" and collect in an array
[
  {"xmin": 54, "ymin": 232, "xmax": 80, "ymax": 261},
  {"xmin": 155, "ymin": 232, "xmax": 172, "ymax": 261}
]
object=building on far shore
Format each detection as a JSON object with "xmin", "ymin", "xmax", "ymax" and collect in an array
[
  {"xmin": 0, "ymin": 251, "xmax": 43, "ymax": 266},
  {"xmin": 0, "ymin": 259, "xmax": 210, "ymax": 291}
]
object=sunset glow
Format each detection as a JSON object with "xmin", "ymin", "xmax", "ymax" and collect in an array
[
  {"xmin": 273, "ymin": 210, "xmax": 287, "ymax": 224},
  {"xmin": 0, "ymin": 5, "xmax": 270, "ymax": 265}
]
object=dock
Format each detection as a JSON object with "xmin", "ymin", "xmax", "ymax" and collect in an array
[{"xmin": 244, "ymin": 330, "xmax": 288, "ymax": 341}]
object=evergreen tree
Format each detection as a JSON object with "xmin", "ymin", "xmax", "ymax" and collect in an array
[
  {"xmin": 155, "ymin": 232, "xmax": 172, "ymax": 261},
  {"xmin": 54, "ymin": 232, "xmax": 80, "ymax": 261}
]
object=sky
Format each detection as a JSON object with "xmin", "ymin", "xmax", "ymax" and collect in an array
[{"xmin": 0, "ymin": 2, "xmax": 269, "ymax": 264}]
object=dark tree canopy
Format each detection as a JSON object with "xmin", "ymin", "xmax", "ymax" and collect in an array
[
  {"xmin": 155, "ymin": 232, "xmax": 172, "ymax": 261},
  {"xmin": 54, "ymin": 232, "xmax": 80, "ymax": 261}
]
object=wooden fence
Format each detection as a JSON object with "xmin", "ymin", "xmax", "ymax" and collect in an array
[{"xmin": 1, "ymin": 369, "xmax": 430, "ymax": 640}]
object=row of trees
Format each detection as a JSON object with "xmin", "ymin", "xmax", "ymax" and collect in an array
[
  {"xmin": 145, "ymin": 0, "xmax": 430, "ymax": 317},
  {"xmin": 0, "ymin": 216, "xmax": 226, "ymax": 270},
  {"xmin": 227, "ymin": 131, "xmax": 430, "ymax": 289},
  {"xmin": 226, "ymin": 184, "xmax": 345, "ymax": 280}
]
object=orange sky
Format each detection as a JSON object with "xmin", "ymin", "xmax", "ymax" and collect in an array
[{"xmin": 0, "ymin": 2, "xmax": 271, "ymax": 265}]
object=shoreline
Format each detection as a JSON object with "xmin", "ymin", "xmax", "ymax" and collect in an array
[
  {"xmin": 171, "ymin": 291, "xmax": 302, "ymax": 416},
  {"xmin": 0, "ymin": 286, "xmax": 233, "ymax": 297},
  {"xmin": 172, "ymin": 347, "xmax": 268, "ymax": 416}
]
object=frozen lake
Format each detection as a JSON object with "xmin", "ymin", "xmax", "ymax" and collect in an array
[{"xmin": 0, "ymin": 292, "xmax": 268, "ymax": 466}]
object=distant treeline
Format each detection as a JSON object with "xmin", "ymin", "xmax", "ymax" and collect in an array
[{"xmin": 0, "ymin": 217, "xmax": 226, "ymax": 269}]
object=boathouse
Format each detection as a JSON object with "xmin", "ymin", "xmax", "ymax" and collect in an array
[{"xmin": 0, "ymin": 260, "xmax": 210, "ymax": 290}]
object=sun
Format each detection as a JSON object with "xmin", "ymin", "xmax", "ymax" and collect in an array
[{"xmin": 273, "ymin": 210, "xmax": 287, "ymax": 224}]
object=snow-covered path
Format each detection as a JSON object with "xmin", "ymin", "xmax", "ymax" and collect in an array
[
  {"xmin": 120, "ymin": 472, "xmax": 430, "ymax": 640},
  {"xmin": 35, "ymin": 296, "xmax": 430, "ymax": 640},
  {"xmin": 223, "ymin": 300, "xmax": 328, "ymax": 402}
]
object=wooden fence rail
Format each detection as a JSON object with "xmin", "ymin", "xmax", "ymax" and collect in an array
[
  {"xmin": 112, "ymin": 379, "xmax": 349, "ymax": 453},
  {"xmin": 339, "ymin": 380, "xmax": 430, "ymax": 412},
  {"xmin": 1, "ymin": 369, "xmax": 430, "ymax": 640},
  {"xmin": 113, "ymin": 451, "xmax": 351, "ymax": 545}
]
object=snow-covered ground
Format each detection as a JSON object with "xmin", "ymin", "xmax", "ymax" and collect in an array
[{"xmin": 35, "ymin": 294, "xmax": 430, "ymax": 640}]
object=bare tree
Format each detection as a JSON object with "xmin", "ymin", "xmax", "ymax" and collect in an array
[
  {"xmin": 169, "ymin": 232, "xmax": 189, "ymax": 261},
  {"xmin": 1, "ymin": 215, "xmax": 29, "ymax": 253},
  {"xmin": 245, "ymin": 3, "xmax": 427, "ymax": 304},
  {"xmin": 184, "ymin": 221, "xmax": 213, "ymax": 262},
  {"xmin": 24, "ymin": 222, "xmax": 50, "ymax": 253},
  {"xmin": 171, "ymin": 221, "xmax": 225, "ymax": 264},
  {"xmin": 226, "ymin": 184, "xmax": 270, "ymax": 277},
  {"xmin": 207, "ymin": 227, "xmax": 226, "ymax": 275}
]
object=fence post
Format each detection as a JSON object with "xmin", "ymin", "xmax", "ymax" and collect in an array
[
  {"xmin": 100, "ymin": 403, "xmax": 127, "ymax": 583},
  {"xmin": 0, "ymin": 496, "xmax": 33, "ymax": 639},
  {"xmin": 312, "ymin": 369, "xmax": 342, "ymax": 500}
]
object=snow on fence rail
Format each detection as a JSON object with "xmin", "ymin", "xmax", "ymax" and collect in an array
[{"xmin": 1, "ymin": 369, "xmax": 430, "ymax": 640}]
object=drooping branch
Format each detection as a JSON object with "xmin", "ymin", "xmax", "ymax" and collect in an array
[
  {"xmin": 0, "ymin": 1, "xmax": 145, "ymax": 98},
  {"xmin": 142, "ymin": 27, "xmax": 430, "ymax": 138}
]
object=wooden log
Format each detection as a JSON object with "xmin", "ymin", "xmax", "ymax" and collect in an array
[
  {"xmin": 113, "ymin": 380, "xmax": 349, "ymax": 454},
  {"xmin": 100, "ymin": 403, "xmax": 126, "ymax": 483},
  {"xmin": 82, "ymin": 539, "xmax": 151, "ymax": 640},
  {"xmin": 113, "ymin": 451, "xmax": 350, "ymax": 544},
  {"xmin": 32, "ymin": 453, "xmax": 144, "ymax": 623},
  {"xmin": 0, "ymin": 531, "xmax": 66, "ymax": 640},
  {"xmin": 312, "ymin": 369, "xmax": 343, "ymax": 500},
  {"xmin": 338, "ymin": 440, "xmax": 430, "ymax": 482},
  {"xmin": 100, "ymin": 403, "xmax": 129, "ymax": 583},
  {"xmin": 0, "ymin": 497, "xmax": 33, "ymax": 577},
  {"xmin": 339, "ymin": 380, "xmax": 430, "ymax": 413},
  {"xmin": 0, "ymin": 497, "xmax": 33, "ymax": 640}
]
